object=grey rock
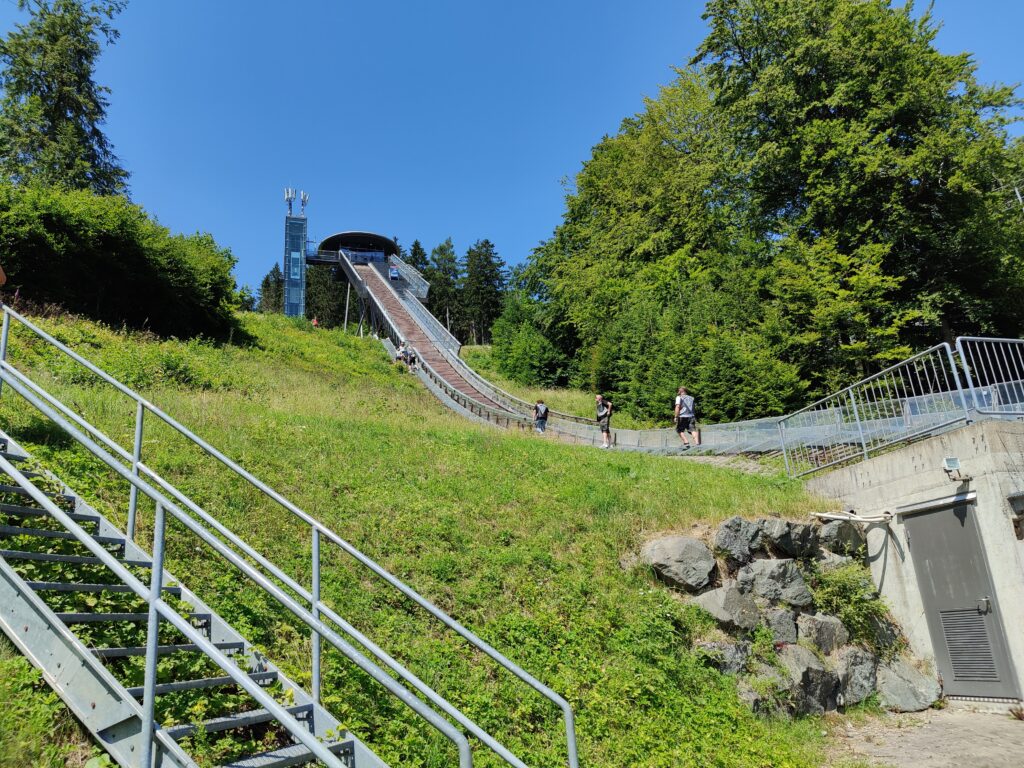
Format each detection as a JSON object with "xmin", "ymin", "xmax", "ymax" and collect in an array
[
  {"xmin": 877, "ymin": 657, "xmax": 941, "ymax": 712},
  {"xmin": 695, "ymin": 641, "xmax": 750, "ymax": 675},
  {"xmin": 817, "ymin": 549, "xmax": 853, "ymax": 570},
  {"xmin": 714, "ymin": 516, "xmax": 764, "ymax": 566},
  {"xmin": 778, "ymin": 644, "xmax": 839, "ymax": 715},
  {"xmin": 737, "ymin": 558, "xmax": 814, "ymax": 608},
  {"xmin": 797, "ymin": 613, "xmax": 850, "ymax": 654},
  {"xmin": 818, "ymin": 520, "xmax": 865, "ymax": 555},
  {"xmin": 766, "ymin": 608, "xmax": 798, "ymax": 644},
  {"xmin": 693, "ymin": 581, "xmax": 760, "ymax": 632},
  {"xmin": 759, "ymin": 518, "xmax": 819, "ymax": 558},
  {"xmin": 640, "ymin": 535, "xmax": 717, "ymax": 593},
  {"xmin": 867, "ymin": 614, "xmax": 901, "ymax": 651},
  {"xmin": 836, "ymin": 647, "xmax": 878, "ymax": 706}
]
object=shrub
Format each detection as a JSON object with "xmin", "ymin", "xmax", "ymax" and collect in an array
[
  {"xmin": 0, "ymin": 183, "xmax": 238, "ymax": 338},
  {"xmin": 810, "ymin": 562, "xmax": 900, "ymax": 656}
]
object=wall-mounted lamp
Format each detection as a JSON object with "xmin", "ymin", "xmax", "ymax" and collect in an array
[{"xmin": 942, "ymin": 456, "xmax": 971, "ymax": 483}]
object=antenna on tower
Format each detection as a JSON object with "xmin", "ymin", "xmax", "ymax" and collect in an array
[
  {"xmin": 284, "ymin": 187, "xmax": 296, "ymax": 216},
  {"xmin": 300, "ymin": 190, "xmax": 309, "ymax": 216}
]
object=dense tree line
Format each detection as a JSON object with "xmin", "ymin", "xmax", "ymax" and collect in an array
[
  {"xmin": 493, "ymin": 0, "xmax": 1024, "ymax": 424},
  {"xmin": 0, "ymin": 1, "xmax": 244, "ymax": 339}
]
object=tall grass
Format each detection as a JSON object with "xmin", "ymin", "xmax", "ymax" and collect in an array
[{"xmin": 0, "ymin": 312, "xmax": 827, "ymax": 768}]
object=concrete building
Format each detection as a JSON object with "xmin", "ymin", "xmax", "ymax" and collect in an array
[{"xmin": 809, "ymin": 419, "xmax": 1024, "ymax": 701}]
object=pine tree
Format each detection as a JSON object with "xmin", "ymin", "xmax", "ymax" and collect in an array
[
  {"xmin": 461, "ymin": 239, "xmax": 506, "ymax": 344},
  {"xmin": 258, "ymin": 263, "xmax": 284, "ymax": 313},
  {"xmin": 407, "ymin": 239, "xmax": 429, "ymax": 272},
  {"xmin": 0, "ymin": 0, "xmax": 129, "ymax": 194},
  {"xmin": 423, "ymin": 238, "xmax": 462, "ymax": 335},
  {"xmin": 304, "ymin": 264, "xmax": 346, "ymax": 327}
]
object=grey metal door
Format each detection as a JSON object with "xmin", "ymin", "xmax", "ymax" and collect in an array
[{"xmin": 903, "ymin": 498, "xmax": 1018, "ymax": 698}]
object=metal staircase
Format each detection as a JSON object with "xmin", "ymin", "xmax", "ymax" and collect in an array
[{"xmin": 0, "ymin": 303, "xmax": 579, "ymax": 768}]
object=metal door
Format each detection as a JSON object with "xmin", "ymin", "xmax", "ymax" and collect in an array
[{"xmin": 903, "ymin": 496, "xmax": 1019, "ymax": 698}]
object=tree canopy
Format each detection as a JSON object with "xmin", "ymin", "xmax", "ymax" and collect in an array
[
  {"xmin": 0, "ymin": 0, "xmax": 129, "ymax": 194},
  {"xmin": 498, "ymin": 0, "xmax": 1024, "ymax": 423}
]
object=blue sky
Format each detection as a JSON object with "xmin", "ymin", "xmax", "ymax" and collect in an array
[{"xmin": 1, "ymin": 0, "xmax": 1022, "ymax": 291}]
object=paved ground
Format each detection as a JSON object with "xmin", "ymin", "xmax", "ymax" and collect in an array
[{"xmin": 830, "ymin": 706, "xmax": 1024, "ymax": 767}]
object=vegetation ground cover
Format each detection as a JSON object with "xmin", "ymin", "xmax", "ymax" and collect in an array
[
  {"xmin": 461, "ymin": 345, "xmax": 658, "ymax": 430},
  {"xmin": 0, "ymin": 311, "xmax": 833, "ymax": 767}
]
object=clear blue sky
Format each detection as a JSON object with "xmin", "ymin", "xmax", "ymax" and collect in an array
[{"xmin": 1, "ymin": 0, "xmax": 1022, "ymax": 291}]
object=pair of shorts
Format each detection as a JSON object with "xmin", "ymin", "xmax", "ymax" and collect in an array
[
  {"xmin": 676, "ymin": 416, "xmax": 697, "ymax": 433},
  {"xmin": 598, "ymin": 417, "xmax": 611, "ymax": 434}
]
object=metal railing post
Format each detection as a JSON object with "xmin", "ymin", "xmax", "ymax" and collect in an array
[
  {"xmin": 127, "ymin": 400, "xmax": 145, "ymax": 540},
  {"xmin": 779, "ymin": 420, "xmax": 792, "ymax": 476},
  {"xmin": 140, "ymin": 501, "xmax": 167, "ymax": 768},
  {"xmin": 0, "ymin": 308, "xmax": 9, "ymax": 400},
  {"xmin": 847, "ymin": 389, "xmax": 869, "ymax": 460},
  {"xmin": 944, "ymin": 342, "xmax": 973, "ymax": 423},
  {"xmin": 312, "ymin": 526, "xmax": 321, "ymax": 705}
]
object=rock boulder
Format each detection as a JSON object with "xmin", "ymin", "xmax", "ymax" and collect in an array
[
  {"xmin": 818, "ymin": 520, "xmax": 865, "ymax": 555},
  {"xmin": 836, "ymin": 647, "xmax": 877, "ymax": 706},
  {"xmin": 778, "ymin": 644, "xmax": 838, "ymax": 715},
  {"xmin": 797, "ymin": 613, "xmax": 850, "ymax": 654},
  {"xmin": 759, "ymin": 518, "xmax": 819, "ymax": 558},
  {"xmin": 693, "ymin": 581, "xmax": 760, "ymax": 632},
  {"xmin": 714, "ymin": 516, "xmax": 763, "ymax": 566},
  {"xmin": 640, "ymin": 535, "xmax": 717, "ymax": 593},
  {"xmin": 877, "ymin": 657, "xmax": 941, "ymax": 712},
  {"xmin": 695, "ymin": 641, "xmax": 750, "ymax": 675},
  {"xmin": 766, "ymin": 608, "xmax": 798, "ymax": 644},
  {"xmin": 737, "ymin": 558, "xmax": 814, "ymax": 608}
]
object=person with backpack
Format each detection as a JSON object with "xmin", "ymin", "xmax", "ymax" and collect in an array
[
  {"xmin": 533, "ymin": 400, "xmax": 549, "ymax": 434},
  {"xmin": 595, "ymin": 394, "xmax": 613, "ymax": 449},
  {"xmin": 674, "ymin": 386, "xmax": 700, "ymax": 447}
]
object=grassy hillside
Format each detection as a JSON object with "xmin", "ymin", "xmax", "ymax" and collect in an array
[{"xmin": 0, "ymin": 311, "xmax": 829, "ymax": 768}]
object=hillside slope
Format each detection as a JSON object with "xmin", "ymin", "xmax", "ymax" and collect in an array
[{"xmin": 0, "ymin": 311, "xmax": 827, "ymax": 768}]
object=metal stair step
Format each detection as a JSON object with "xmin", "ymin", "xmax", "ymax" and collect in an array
[
  {"xmin": 92, "ymin": 641, "xmax": 243, "ymax": 659},
  {"xmin": 0, "ymin": 483, "xmax": 75, "ymax": 504},
  {"xmin": 0, "ymin": 449, "xmax": 28, "ymax": 462},
  {"xmin": 0, "ymin": 503, "xmax": 99, "ymax": 525},
  {"xmin": 26, "ymin": 581, "xmax": 181, "ymax": 595},
  {"xmin": 220, "ymin": 740, "xmax": 352, "ymax": 768},
  {"xmin": 0, "ymin": 524, "xmax": 124, "ymax": 548},
  {"xmin": 57, "ymin": 611, "xmax": 210, "ymax": 625},
  {"xmin": 126, "ymin": 670, "xmax": 278, "ymax": 698},
  {"xmin": 165, "ymin": 704, "xmax": 313, "ymax": 741},
  {"xmin": 0, "ymin": 550, "xmax": 151, "ymax": 567}
]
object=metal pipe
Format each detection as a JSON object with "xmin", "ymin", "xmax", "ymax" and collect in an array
[
  {"xmin": 0, "ymin": 308, "xmax": 9, "ymax": 400},
  {"xmin": 127, "ymin": 400, "xmax": 145, "ymax": 540},
  {"xmin": 312, "ymin": 526, "xmax": 321, "ymax": 705},
  {"xmin": 139, "ymin": 502, "xmax": 167, "ymax": 768}
]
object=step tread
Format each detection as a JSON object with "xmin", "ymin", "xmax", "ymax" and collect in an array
[
  {"xmin": 126, "ymin": 670, "xmax": 278, "ymax": 697},
  {"xmin": 0, "ymin": 503, "xmax": 98, "ymax": 524},
  {"xmin": 0, "ymin": 524, "xmax": 123, "ymax": 546},
  {"xmin": 165, "ymin": 704, "xmax": 312, "ymax": 740},
  {"xmin": 92, "ymin": 640, "xmax": 243, "ymax": 659},
  {"xmin": 0, "ymin": 550, "xmax": 150, "ymax": 567},
  {"xmin": 26, "ymin": 581, "xmax": 181, "ymax": 595},
  {"xmin": 0, "ymin": 483, "xmax": 75, "ymax": 502},
  {"xmin": 57, "ymin": 611, "xmax": 210, "ymax": 624},
  {"xmin": 220, "ymin": 740, "xmax": 351, "ymax": 768}
]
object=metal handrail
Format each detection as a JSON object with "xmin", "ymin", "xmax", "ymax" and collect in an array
[
  {"xmin": 390, "ymin": 254, "xmax": 430, "ymax": 298},
  {"xmin": 0, "ymin": 304, "xmax": 579, "ymax": 768},
  {"xmin": 0, "ymin": 361, "xmax": 475, "ymax": 766}
]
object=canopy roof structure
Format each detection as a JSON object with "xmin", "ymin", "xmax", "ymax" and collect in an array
[{"xmin": 317, "ymin": 231, "xmax": 399, "ymax": 255}]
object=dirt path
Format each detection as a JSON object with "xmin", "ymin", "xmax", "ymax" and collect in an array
[{"xmin": 830, "ymin": 707, "xmax": 1024, "ymax": 767}]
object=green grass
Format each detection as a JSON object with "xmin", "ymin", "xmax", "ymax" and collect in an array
[
  {"xmin": 0, "ymin": 635, "xmax": 97, "ymax": 768},
  {"xmin": 1, "ymin": 311, "xmax": 830, "ymax": 767},
  {"xmin": 460, "ymin": 345, "xmax": 660, "ymax": 429}
]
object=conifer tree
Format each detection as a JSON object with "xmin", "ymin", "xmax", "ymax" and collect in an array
[
  {"xmin": 423, "ymin": 238, "xmax": 462, "ymax": 335},
  {"xmin": 0, "ymin": 0, "xmax": 129, "ymax": 193},
  {"xmin": 461, "ymin": 239, "xmax": 506, "ymax": 344},
  {"xmin": 407, "ymin": 239, "xmax": 429, "ymax": 272},
  {"xmin": 258, "ymin": 264, "xmax": 284, "ymax": 313}
]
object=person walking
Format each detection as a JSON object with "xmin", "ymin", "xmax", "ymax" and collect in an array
[
  {"xmin": 533, "ymin": 400, "xmax": 549, "ymax": 434},
  {"xmin": 674, "ymin": 386, "xmax": 700, "ymax": 447},
  {"xmin": 596, "ymin": 394, "xmax": 613, "ymax": 449}
]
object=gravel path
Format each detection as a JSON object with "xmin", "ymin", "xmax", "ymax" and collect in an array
[{"xmin": 830, "ymin": 707, "xmax": 1024, "ymax": 767}]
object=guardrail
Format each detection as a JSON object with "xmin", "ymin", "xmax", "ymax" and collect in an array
[
  {"xmin": 0, "ymin": 304, "xmax": 579, "ymax": 768},
  {"xmin": 778, "ymin": 343, "xmax": 971, "ymax": 477},
  {"xmin": 956, "ymin": 336, "xmax": 1024, "ymax": 416},
  {"xmin": 390, "ymin": 255, "xmax": 430, "ymax": 300}
]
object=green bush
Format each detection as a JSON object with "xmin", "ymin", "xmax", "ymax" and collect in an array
[
  {"xmin": 0, "ymin": 182, "xmax": 238, "ymax": 338},
  {"xmin": 810, "ymin": 563, "xmax": 901, "ymax": 657}
]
